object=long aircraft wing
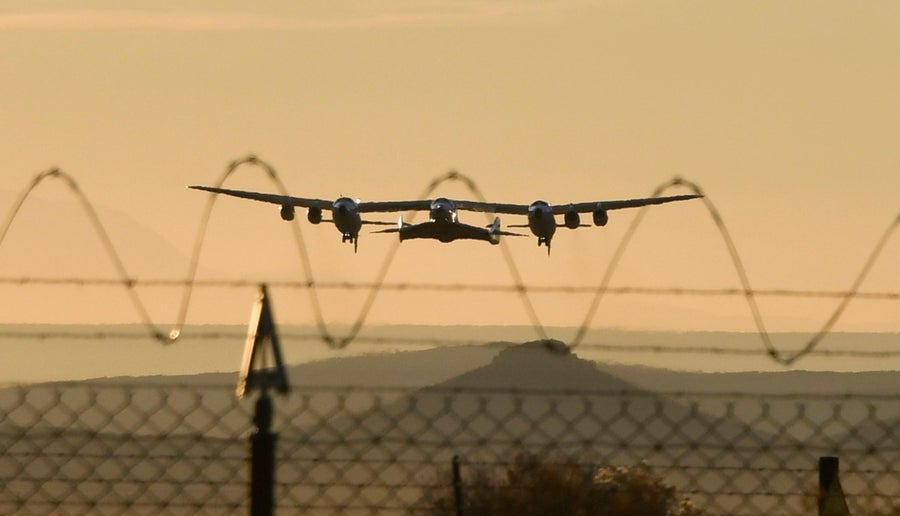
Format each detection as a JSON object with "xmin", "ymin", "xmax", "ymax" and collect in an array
[
  {"xmin": 189, "ymin": 185, "xmax": 434, "ymax": 212},
  {"xmin": 356, "ymin": 200, "xmax": 433, "ymax": 212},
  {"xmin": 190, "ymin": 185, "xmax": 700, "ymax": 215},
  {"xmin": 188, "ymin": 185, "xmax": 334, "ymax": 209},
  {"xmin": 453, "ymin": 194, "xmax": 702, "ymax": 215}
]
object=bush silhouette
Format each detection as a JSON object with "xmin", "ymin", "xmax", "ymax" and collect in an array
[{"xmin": 426, "ymin": 453, "xmax": 704, "ymax": 516}]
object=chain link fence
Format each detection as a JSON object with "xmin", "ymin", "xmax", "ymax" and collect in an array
[{"xmin": 1, "ymin": 381, "xmax": 898, "ymax": 515}]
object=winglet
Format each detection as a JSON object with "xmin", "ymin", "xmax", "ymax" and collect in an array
[{"xmin": 488, "ymin": 216, "xmax": 502, "ymax": 245}]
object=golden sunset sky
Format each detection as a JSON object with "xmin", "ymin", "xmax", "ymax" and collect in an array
[{"xmin": 1, "ymin": 1, "xmax": 898, "ymax": 339}]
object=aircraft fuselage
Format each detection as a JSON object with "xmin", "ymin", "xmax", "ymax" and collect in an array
[
  {"xmin": 331, "ymin": 197, "xmax": 362, "ymax": 242},
  {"xmin": 527, "ymin": 200, "xmax": 557, "ymax": 248},
  {"xmin": 429, "ymin": 197, "xmax": 458, "ymax": 224}
]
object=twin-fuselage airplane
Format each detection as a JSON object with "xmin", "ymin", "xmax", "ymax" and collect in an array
[{"xmin": 189, "ymin": 185, "xmax": 701, "ymax": 254}]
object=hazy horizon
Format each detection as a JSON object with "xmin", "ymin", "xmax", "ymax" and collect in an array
[{"xmin": 2, "ymin": 323, "xmax": 897, "ymax": 385}]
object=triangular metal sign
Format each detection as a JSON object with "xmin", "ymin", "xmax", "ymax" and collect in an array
[{"xmin": 236, "ymin": 284, "xmax": 289, "ymax": 398}]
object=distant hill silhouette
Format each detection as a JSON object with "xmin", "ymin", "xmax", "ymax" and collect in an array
[
  {"xmin": 595, "ymin": 362, "xmax": 900, "ymax": 396},
  {"xmin": 5, "ymin": 338, "xmax": 897, "ymax": 450},
  {"xmin": 98, "ymin": 340, "xmax": 502, "ymax": 388},
  {"xmin": 307, "ymin": 341, "xmax": 791, "ymax": 465},
  {"xmin": 437, "ymin": 340, "xmax": 637, "ymax": 391}
]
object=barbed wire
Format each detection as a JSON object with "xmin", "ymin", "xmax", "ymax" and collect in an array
[
  {"xmin": 1, "ymin": 276, "xmax": 898, "ymax": 300},
  {"xmin": 568, "ymin": 176, "xmax": 899, "ymax": 365},
  {"xmin": 0, "ymin": 168, "xmax": 165, "ymax": 341},
  {"xmin": 1, "ymin": 156, "xmax": 897, "ymax": 365}
]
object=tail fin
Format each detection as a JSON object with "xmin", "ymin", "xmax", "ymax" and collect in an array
[
  {"xmin": 488, "ymin": 217, "xmax": 502, "ymax": 244},
  {"xmin": 396, "ymin": 216, "xmax": 407, "ymax": 242}
]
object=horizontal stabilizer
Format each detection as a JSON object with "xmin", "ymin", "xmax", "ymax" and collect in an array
[
  {"xmin": 483, "ymin": 218, "xmax": 527, "ymax": 237},
  {"xmin": 360, "ymin": 219, "xmax": 398, "ymax": 226},
  {"xmin": 373, "ymin": 215, "xmax": 409, "ymax": 233},
  {"xmin": 493, "ymin": 229, "xmax": 528, "ymax": 237}
]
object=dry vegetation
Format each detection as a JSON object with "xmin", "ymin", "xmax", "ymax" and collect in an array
[{"xmin": 426, "ymin": 454, "xmax": 705, "ymax": 516}]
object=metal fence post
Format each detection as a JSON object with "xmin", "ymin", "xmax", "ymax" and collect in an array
[
  {"xmin": 238, "ymin": 285, "xmax": 290, "ymax": 516},
  {"xmin": 818, "ymin": 456, "xmax": 851, "ymax": 516},
  {"xmin": 452, "ymin": 454, "xmax": 463, "ymax": 516},
  {"xmin": 250, "ymin": 390, "xmax": 275, "ymax": 516}
]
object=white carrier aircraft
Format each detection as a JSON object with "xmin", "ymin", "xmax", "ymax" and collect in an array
[{"xmin": 189, "ymin": 185, "xmax": 700, "ymax": 254}]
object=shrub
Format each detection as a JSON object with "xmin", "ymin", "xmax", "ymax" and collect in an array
[{"xmin": 425, "ymin": 453, "xmax": 704, "ymax": 516}]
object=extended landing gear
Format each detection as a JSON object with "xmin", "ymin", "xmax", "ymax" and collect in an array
[
  {"xmin": 342, "ymin": 233, "xmax": 359, "ymax": 253},
  {"xmin": 537, "ymin": 237, "xmax": 551, "ymax": 256}
]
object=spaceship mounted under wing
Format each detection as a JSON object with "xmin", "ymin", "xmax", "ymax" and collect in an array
[
  {"xmin": 373, "ymin": 198, "xmax": 525, "ymax": 245},
  {"xmin": 188, "ymin": 185, "xmax": 700, "ymax": 254}
]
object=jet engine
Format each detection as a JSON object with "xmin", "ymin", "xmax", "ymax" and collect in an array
[
  {"xmin": 563, "ymin": 209, "xmax": 581, "ymax": 229},
  {"xmin": 593, "ymin": 208, "xmax": 608, "ymax": 226},
  {"xmin": 307, "ymin": 206, "xmax": 323, "ymax": 224},
  {"xmin": 280, "ymin": 204, "xmax": 295, "ymax": 221}
]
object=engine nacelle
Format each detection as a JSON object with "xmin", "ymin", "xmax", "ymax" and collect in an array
[
  {"xmin": 563, "ymin": 209, "xmax": 581, "ymax": 229},
  {"xmin": 593, "ymin": 208, "xmax": 609, "ymax": 226},
  {"xmin": 307, "ymin": 206, "xmax": 323, "ymax": 224},
  {"xmin": 280, "ymin": 204, "xmax": 295, "ymax": 221}
]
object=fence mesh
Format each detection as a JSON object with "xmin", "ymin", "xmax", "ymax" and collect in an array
[{"xmin": 1, "ymin": 381, "xmax": 898, "ymax": 515}]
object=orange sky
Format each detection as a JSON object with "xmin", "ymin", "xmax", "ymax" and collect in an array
[{"xmin": 1, "ymin": 2, "xmax": 898, "ymax": 342}]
